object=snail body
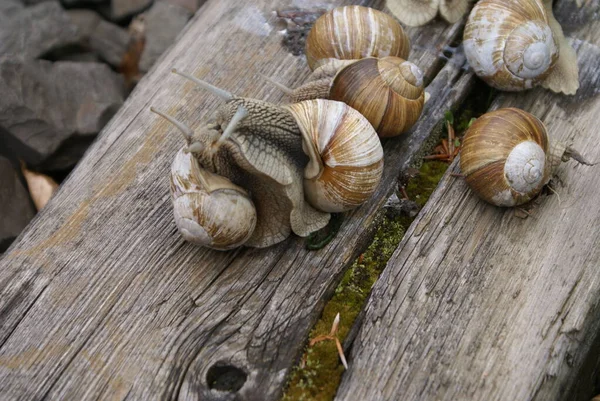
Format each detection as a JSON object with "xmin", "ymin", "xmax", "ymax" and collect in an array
[
  {"xmin": 273, "ymin": 57, "xmax": 426, "ymax": 138},
  {"xmin": 460, "ymin": 108, "xmax": 593, "ymax": 207},
  {"xmin": 153, "ymin": 71, "xmax": 383, "ymax": 249},
  {"xmin": 305, "ymin": 5, "xmax": 410, "ymax": 71},
  {"xmin": 387, "ymin": 0, "xmax": 472, "ymax": 27},
  {"xmin": 463, "ymin": 0, "xmax": 579, "ymax": 94}
]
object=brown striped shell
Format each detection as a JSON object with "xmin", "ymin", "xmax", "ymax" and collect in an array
[
  {"xmin": 463, "ymin": 0, "xmax": 579, "ymax": 94},
  {"xmin": 459, "ymin": 108, "xmax": 565, "ymax": 207},
  {"xmin": 170, "ymin": 149, "xmax": 257, "ymax": 250},
  {"xmin": 329, "ymin": 57, "xmax": 425, "ymax": 138},
  {"xmin": 285, "ymin": 99, "xmax": 384, "ymax": 213},
  {"xmin": 305, "ymin": 5, "xmax": 410, "ymax": 71},
  {"xmin": 387, "ymin": 0, "xmax": 472, "ymax": 27}
]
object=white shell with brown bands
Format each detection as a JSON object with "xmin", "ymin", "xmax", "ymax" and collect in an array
[
  {"xmin": 170, "ymin": 149, "xmax": 257, "ymax": 250},
  {"xmin": 460, "ymin": 108, "xmax": 551, "ymax": 207},
  {"xmin": 285, "ymin": 99, "xmax": 384, "ymax": 213},
  {"xmin": 464, "ymin": 0, "xmax": 561, "ymax": 91},
  {"xmin": 329, "ymin": 57, "xmax": 426, "ymax": 138},
  {"xmin": 305, "ymin": 5, "xmax": 410, "ymax": 70}
]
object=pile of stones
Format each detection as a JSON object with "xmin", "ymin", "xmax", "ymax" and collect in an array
[{"xmin": 0, "ymin": 0, "xmax": 202, "ymax": 252}]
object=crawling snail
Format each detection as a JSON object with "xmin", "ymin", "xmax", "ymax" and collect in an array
[
  {"xmin": 463, "ymin": 0, "xmax": 579, "ymax": 94},
  {"xmin": 386, "ymin": 0, "xmax": 472, "ymax": 27},
  {"xmin": 305, "ymin": 5, "xmax": 410, "ymax": 70},
  {"xmin": 460, "ymin": 108, "xmax": 595, "ymax": 207},
  {"xmin": 152, "ymin": 70, "xmax": 384, "ymax": 250}
]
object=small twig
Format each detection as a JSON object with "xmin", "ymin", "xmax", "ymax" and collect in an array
[
  {"xmin": 447, "ymin": 120, "xmax": 455, "ymax": 161},
  {"xmin": 305, "ymin": 313, "xmax": 348, "ymax": 370}
]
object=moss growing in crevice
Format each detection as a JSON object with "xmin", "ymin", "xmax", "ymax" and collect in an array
[
  {"xmin": 282, "ymin": 82, "xmax": 495, "ymax": 400},
  {"xmin": 282, "ymin": 159, "xmax": 450, "ymax": 401}
]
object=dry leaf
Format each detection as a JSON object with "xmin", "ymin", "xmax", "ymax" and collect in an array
[
  {"xmin": 20, "ymin": 161, "xmax": 58, "ymax": 211},
  {"xmin": 120, "ymin": 15, "xmax": 146, "ymax": 89}
]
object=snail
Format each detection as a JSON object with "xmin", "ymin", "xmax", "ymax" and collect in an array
[
  {"xmin": 167, "ymin": 146, "xmax": 257, "ymax": 250},
  {"xmin": 305, "ymin": 5, "xmax": 410, "ymax": 71},
  {"xmin": 463, "ymin": 0, "xmax": 579, "ymax": 94},
  {"xmin": 460, "ymin": 108, "xmax": 595, "ymax": 207},
  {"xmin": 386, "ymin": 0, "xmax": 472, "ymax": 27},
  {"xmin": 151, "ymin": 70, "xmax": 384, "ymax": 249},
  {"xmin": 266, "ymin": 56, "xmax": 426, "ymax": 138}
]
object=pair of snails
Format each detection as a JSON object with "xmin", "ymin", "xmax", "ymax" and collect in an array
[
  {"xmin": 154, "ymin": 70, "xmax": 383, "ymax": 250},
  {"xmin": 152, "ymin": 6, "xmax": 429, "ymax": 250},
  {"xmin": 386, "ymin": 0, "xmax": 579, "ymax": 95},
  {"xmin": 270, "ymin": 5, "xmax": 427, "ymax": 138}
]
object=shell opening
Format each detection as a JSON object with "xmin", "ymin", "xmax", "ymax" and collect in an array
[{"xmin": 504, "ymin": 141, "xmax": 547, "ymax": 194}]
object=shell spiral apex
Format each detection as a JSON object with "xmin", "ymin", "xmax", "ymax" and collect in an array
[
  {"xmin": 463, "ymin": 0, "xmax": 566, "ymax": 92},
  {"xmin": 460, "ymin": 108, "xmax": 551, "ymax": 207}
]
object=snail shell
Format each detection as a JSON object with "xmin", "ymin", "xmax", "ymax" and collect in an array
[
  {"xmin": 305, "ymin": 5, "xmax": 410, "ymax": 70},
  {"xmin": 387, "ymin": 0, "xmax": 472, "ymax": 27},
  {"xmin": 170, "ymin": 149, "xmax": 257, "ymax": 250},
  {"xmin": 285, "ymin": 99, "xmax": 384, "ymax": 213},
  {"xmin": 460, "ymin": 108, "xmax": 560, "ymax": 207},
  {"xmin": 329, "ymin": 57, "xmax": 425, "ymax": 138},
  {"xmin": 286, "ymin": 57, "xmax": 425, "ymax": 138},
  {"xmin": 463, "ymin": 0, "xmax": 579, "ymax": 94}
]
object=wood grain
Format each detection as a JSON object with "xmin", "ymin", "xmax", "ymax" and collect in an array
[
  {"xmin": 336, "ymin": 2, "xmax": 600, "ymax": 400},
  {"xmin": 0, "ymin": 1, "xmax": 475, "ymax": 400}
]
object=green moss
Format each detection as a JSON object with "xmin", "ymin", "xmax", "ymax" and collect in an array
[
  {"xmin": 406, "ymin": 161, "xmax": 449, "ymax": 208},
  {"xmin": 282, "ymin": 159, "xmax": 450, "ymax": 401}
]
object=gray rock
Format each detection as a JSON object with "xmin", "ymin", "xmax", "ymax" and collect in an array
[
  {"xmin": 36, "ymin": 135, "xmax": 97, "ymax": 172},
  {"xmin": 0, "ymin": 58, "xmax": 125, "ymax": 165},
  {"xmin": 0, "ymin": 157, "xmax": 35, "ymax": 253},
  {"xmin": 111, "ymin": 0, "xmax": 153, "ymax": 20},
  {"xmin": 67, "ymin": 9, "xmax": 103, "ymax": 40},
  {"xmin": 0, "ymin": 0, "xmax": 24, "ymax": 21},
  {"xmin": 160, "ymin": 0, "xmax": 203, "ymax": 13},
  {"xmin": 0, "ymin": 1, "xmax": 79, "ymax": 59},
  {"xmin": 139, "ymin": 1, "xmax": 191, "ymax": 72},
  {"xmin": 90, "ymin": 20, "xmax": 131, "ymax": 67},
  {"xmin": 384, "ymin": 193, "xmax": 420, "ymax": 218},
  {"xmin": 68, "ymin": 9, "xmax": 131, "ymax": 67}
]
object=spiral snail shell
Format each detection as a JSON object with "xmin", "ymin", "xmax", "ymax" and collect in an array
[
  {"xmin": 285, "ymin": 99, "xmax": 384, "ymax": 212},
  {"xmin": 463, "ymin": 0, "xmax": 579, "ymax": 94},
  {"xmin": 305, "ymin": 5, "xmax": 410, "ymax": 70},
  {"xmin": 270, "ymin": 57, "xmax": 426, "ymax": 138},
  {"xmin": 170, "ymin": 148, "xmax": 257, "ymax": 250},
  {"xmin": 152, "ymin": 70, "xmax": 383, "ymax": 249},
  {"xmin": 460, "ymin": 108, "xmax": 593, "ymax": 207}
]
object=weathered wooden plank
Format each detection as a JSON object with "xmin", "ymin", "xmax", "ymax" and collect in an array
[
  {"xmin": 0, "ymin": 1, "xmax": 475, "ymax": 400},
  {"xmin": 336, "ymin": 2, "xmax": 600, "ymax": 400}
]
